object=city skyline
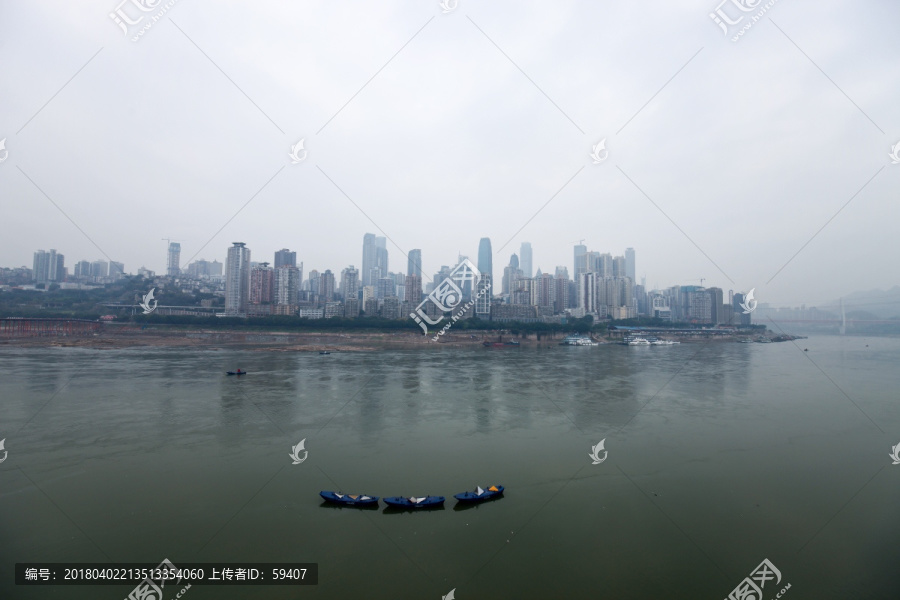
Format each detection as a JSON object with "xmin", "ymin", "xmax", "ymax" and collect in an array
[{"xmin": 1, "ymin": 3, "xmax": 898, "ymax": 307}]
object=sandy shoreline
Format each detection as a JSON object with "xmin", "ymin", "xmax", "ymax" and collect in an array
[{"xmin": 0, "ymin": 327, "xmax": 534, "ymax": 352}]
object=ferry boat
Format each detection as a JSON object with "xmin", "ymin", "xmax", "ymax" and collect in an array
[
  {"xmin": 622, "ymin": 335, "xmax": 652, "ymax": 346},
  {"xmin": 560, "ymin": 335, "xmax": 598, "ymax": 346}
]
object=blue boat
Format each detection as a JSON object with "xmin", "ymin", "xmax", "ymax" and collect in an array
[
  {"xmin": 453, "ymin": 485, "xmax": 504, "ymax": 504},
  {"xmin": 319, "ymin": 491, "xmax": 379, "ymax": 507},
  {"xmin": 383, "ymin": 495, "xmax": 445, "ymax": 509},
  {"xmin": 226, "ymin": 369, "xmax": 246, "ymax": 375}
]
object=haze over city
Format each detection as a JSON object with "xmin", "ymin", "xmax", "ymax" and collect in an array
[{"xmin": 2, "ymin": 1, "xmax": 899, "ymax": 307}]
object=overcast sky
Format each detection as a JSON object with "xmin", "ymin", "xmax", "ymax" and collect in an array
[{"xmin": 1, "ymin": 0, "xmax": 898, "ymax": 306}]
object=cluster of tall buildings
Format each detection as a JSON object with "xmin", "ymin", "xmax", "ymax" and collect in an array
[
  {"xmin": 31, "ymin": 249, "xmax": 126, "ymax": 286},
  {"xmin": 8, "ymin": 236, "xmax": 751, "ymax": 327}
]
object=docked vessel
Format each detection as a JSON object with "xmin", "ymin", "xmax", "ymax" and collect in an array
[
  {"xmin": 319, "ymin": 491, "xmax": 379, "ymax": 507},
  {"xmin": 453, "ymin": 485, "xmax": 504, "ymax": 504},
  {"xmin": 383, "ymin": 495, "xmax": 445, "ymax": 509},
  {"xmin": 560, "ymin": 335, "xmax": 598, "ymax": 346}
]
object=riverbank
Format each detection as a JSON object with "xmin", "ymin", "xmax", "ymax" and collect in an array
[{"xmin": 0, "ymin": 324, "xmax": 776, "ymax": 351}]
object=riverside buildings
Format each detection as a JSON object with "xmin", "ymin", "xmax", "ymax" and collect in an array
[
  {"xmin": 225, "ymin": 242, "xmax": 251, "ymax": 316},
  {"xmin": 13, "ymin": 237, "xmax": 747, "ymax": 328}
]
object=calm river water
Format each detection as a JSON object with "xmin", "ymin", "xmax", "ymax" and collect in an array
[{"xmin": 1, "ymin": 335, "xmax": 899, "ymax": 599}]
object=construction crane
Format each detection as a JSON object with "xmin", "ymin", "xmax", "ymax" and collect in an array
[
  {"xmin": 162, "ymin": 237, "xmax": 183, "ymax": 247},
  {"xmin": 571, "ymin": 239, "xmax": 585, "ymax": 245}
]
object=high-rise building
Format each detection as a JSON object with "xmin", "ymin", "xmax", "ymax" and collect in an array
[
  {"xmin": 477, "ymin": 238, "xmax": 493, "ymax": 282},
  {"xmin": 405, "ymin": 275, "xmax": 422, "ymax": 305},
  {"xmin": 74, "ymin": 260, "xmax": 91, "ymax": 279},
  {"xmin": 375, "ymin": 237, "xmax": 388, "ymax": 281},
  {"xmin": 573, "ymin": 244, "xmax": 587, "ymax": 278},
  {"xmin": 33, "ymin": 250, "xmax": 50, "ymax": 284},
  {"xmin": 519, "ymin": 242, "xmax": 532, "ymax": 279},
  {"xmin": 274, "ymin": 265, "xmax": 301, "ymax": 306},
  {"xmin": 733, "ymin": 292, "xmax": 751, "ymax": 326},
  {"xmin": 250, "ymin": 262, "xmax": 274, "ymax": 304},
  {"xmin": 362, "ymin": 233, "xmax": 377, "ymax": 287},
  {"xmin": 340, "ymin": 266, "xmax": 360, "ymax": 301},
  {"xmin": 33, "ymin": 249, "xmax": 65, "ymax": 284},
  {"xmin": 225, "ymin": 242, "xmax": 251, "ymax": 316},
  {"xmin": 376, "ymin": 277, "xmax": 394, "ymax": 299},
  {"xmin": 109, "ymin": 261, "xmax": 125, "ymax": 279},
  {"xmin": 167, "ymin": 243, "xmax": 181, "ymax": 277},
  {"xmin": 274, "ymin": 248, "xmax": 297, "ymax": 269},
  {"xmin": 91, "ymin": 260, "xmax": 109, "ymax": 279},
  {"xmin": 320, "ymin": 270, "xmax": 335, "ymax": 302},
  {"xmin": 579, "ymin": 272, "xmax": 596, "ymax": 313},
  {"xmin": 475, "ymin": 275, "xmax": 492, "ymax": 318},
  {"xmin": 407, "ymin": 249, "xmax": 422, "ymax": 277},
  {"xmin": 708, "ymin": 287, "xmax": 725, "ymax": 324},
  {"xmin": 554, "ymin": 271, "xmax": 569, "ymax": 312},
  {"xmin": 476, "ymin": 239, "xmax": 493, "ymax": 317},
  {"xmin": 625, "ymin": 247, "xmax": 636, "ymax": 282},
  {"xmin": 612, "ymin": 255, "xmax": 626, "ymax": 278},
  {"xmin": 308, "ymin": 270, "xmax": 320, "ymax": 295},
  {"xmin": 344, "ymin": 298, "xmax": 360, "ymax": 318}
]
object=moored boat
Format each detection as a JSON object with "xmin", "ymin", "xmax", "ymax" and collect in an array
[
  {"xmin": 319, "ymin": 491, "xmax": 379, "ymax": 507},
  {"xmin": 561, "ymin": 335, "xmax": 598, "ymax": 346},
  {"xmin": 383, "ymin": 495, "xmax": 445, "ymax": 508},
  {"xmin": 453, "ymin": 485, "xmax": 504, "ymax": 504}
]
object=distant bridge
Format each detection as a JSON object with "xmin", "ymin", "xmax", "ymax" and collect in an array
[{"xmin": 0, "ymin": 318, "xmax": 102, "ymax": 337}]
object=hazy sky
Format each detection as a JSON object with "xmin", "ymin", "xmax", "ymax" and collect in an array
[{"xmin": 1, "ymin": 0, "xmax": 898, "ymax": 306}]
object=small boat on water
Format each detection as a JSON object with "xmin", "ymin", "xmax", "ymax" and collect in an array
[
  {"xmin": 454, "ymin": 485, "xmax": 504, "ymax": 504},
  {"xmin": 226, "ymin": 369, "xmax": 246, "ymax": 375},
  {"xmin": 319, "ymin": 491, "xmax": 379, "ymax": 507},
  {"xmin": 561, "ymin": 335, "xmax": 598, "ymax": 346},
  {"xmin": 483, "ymin": 340, "xmax": 520, "ymax": 347},
  {"xmin": 319, "ymin": 351, "xmax": 331, "ymax": 355},
  {"xmin": 383, "ymin": 495, "xmax": 445, "ymax": 509}
]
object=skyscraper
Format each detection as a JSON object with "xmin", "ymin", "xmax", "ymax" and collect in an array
[
  {"xmin": 407, "ymin": 249, "xmax": 422, "ymax": 277},
  {"xmin": 519, "ymin": 242, "xmax": 532, "ymax": 278},
  {"xmin": 274, "ymin": 265, "xmax": 301, "ymax": 306},
  {"xmin": 477, "ymin": 238, "xmax": 493, "ymax": 282},
  {"xmin": 625, "ymin": 247, "xmax": 636, "ymax": 282},
  {"xmin": 33, "ymin": 250, "xmax": 50, "ymax": 284},
  {"xmin": 250, "ymin": 262, "xmax": 274, "ymax": 304},
  {"xmin": 167, "ymin": 243, "xmax": 181, "ymax": 277},
  {"xmin": 362, "ymin": 233, "xmax": 377, "ymax": 287},
  {"xmin": 274, "ymin": 248, "xmax": 297, "ymax": 269},
  {"xmin": 375, "ymin": 237, "xmax": 388, "ymax": 281},
  {"xmin": 476, "ymin": 238, "xmax": 493, "ymax": 317},
  {"xmin": 341, "ymin": 266, "xmax": 360, "ymax": 301},
  {"xmin": 225, "ymin": 242, "xmax": 251, "ymax": 316},
  {"xmin": 320, "ymin": 270, "xmax": 335, "ymax": 302}
]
